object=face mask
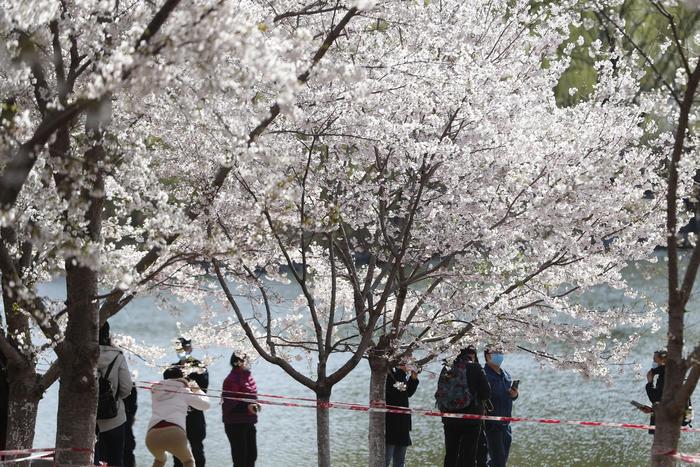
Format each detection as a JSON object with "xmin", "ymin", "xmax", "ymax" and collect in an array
[
  {"xmin": 490, "ymin": 353, "xmax": 505, "ymax": 366},
  {"xmin": 177, "ymin": 351, "xmax": 187, "ymax": 360},
  {"xmin": 652, "ymin": 362, "xmax": 659, "ymax": 369}
]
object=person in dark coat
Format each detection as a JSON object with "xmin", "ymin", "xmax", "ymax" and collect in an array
[
  {"xmin": 123, "ymin": 383, "xmax": 138, "ymax": 467},
  {"xmin": 385, "ymin": 365, "xmax": 419, "ymax": 467},
  {"xmin": 442, "ymin": 346, "xmax": 491, "ymax": 467},
  {"xmin": 483, "ymin": 348, "xmax": 518, "ymax": 467},
  {"xmin": 172, "ymin": 337, "xmax": 209, "ymax": 467},
  {"xmin": 645, "ymin": 349, "xmax": 667, "ymax": 433}
]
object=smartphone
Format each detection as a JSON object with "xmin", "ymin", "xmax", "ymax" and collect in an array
[
  {"xmin": 511, "ymin": 380, "xmax": 520, "ymax": 390},
  {"xmin": 631, "ymin": 400, "xmax": 652, "ymax": 411}
]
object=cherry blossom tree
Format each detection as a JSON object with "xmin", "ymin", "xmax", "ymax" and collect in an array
[
  {"xmin": 0, "ymin": 0, "xmax": 309, "ymax": 463},
  {"xmin": 586, "ymin": 1, "xmax": 700, "ymax": 464},
  {"xmin": 185, "ymin": 1, "xmax": 667, "ymax": 466},
  {"xmin": 0, "ymin": 1, "xmax": 193, "ymax": 458}
]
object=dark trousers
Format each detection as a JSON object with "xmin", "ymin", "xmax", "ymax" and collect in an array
[
  {"xmin": 123, "ymin": 419, "xmax": 136, "ymax": 467},
  {"xmin": 484, "ymin": 423, "xmax": 512, "ymax": 467},
  {"xmin": 174, "ymin": 410, "xmax": 206, "ymax": 467},
  {"xmin": 224, "ymin": 423, "xmax": 257, "ymax": 467},
  {"xmin": 95, "ymin": 423, "xmax": 125, "ymax": 467},
  {"xmin": 477, "ymin": 431, "xmax": 489, "ymax": 467},
  {"xmin": 443, "ymin": 422, "xmax": 482, "ymax": 467},
  {"xmin": 386, "ymin": 444, "xmax": 408, "ymax": 467}
]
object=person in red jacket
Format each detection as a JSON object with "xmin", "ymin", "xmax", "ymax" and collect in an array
[{"xmin": 222, "ymin": 353, "xmax": 260, "ymax": 467}]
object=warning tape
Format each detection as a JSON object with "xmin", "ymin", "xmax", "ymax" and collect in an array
[
  {"xmin": 134, "ymin": 382, "xmax": 700, "ymax": 433},
  {"xmin": 656, "ymin": 450, "xmax": 700, "ymax": 464},
  {"xmin": 1, "ymin": 452, "xmax": 52, "ymax": 464},
  {"xmin": 0, "ymin": 447, "xmax": 94, "ymax": 467}
]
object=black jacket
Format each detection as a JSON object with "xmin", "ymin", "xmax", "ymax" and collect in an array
[
  {"xmin": 385, "ymin": 368, "xmax": 419, "ymax": 446},
  {"xmin": 646, "ymin": 365, "xmax": 665, "ymax": 432},
  {"xmin": 442, "ymin": 358, "xmax": 491, "ymax": 427},
  {"xmin": 173, "ymin": 356, "xmax": 209, "ymax": 416}
]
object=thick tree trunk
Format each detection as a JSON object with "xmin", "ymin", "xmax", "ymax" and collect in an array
[
  {"xmin": 5, "ymin": 368, "xmax": 40, "ymax": 451},
  {"xmin": 652, "ymin": 302, "xmax": 686, "ymax": 467},
  {"xmin": 368, "ymin": 355, "xmax": 389, "ymax": 467},
  {"xmin": 651, "ymin": 405, "xmax": 683, "ymax": 467},
  {"xmin": 53, "ymin": 265, "xmax": 100, "ymax": 466},
  {"xmin": 316, "ymin": 389, "xmax": 332, "ymax": 467},
  {"xmin": 54, "ymin": 97, "xmax": 107, "ymax": 466}
]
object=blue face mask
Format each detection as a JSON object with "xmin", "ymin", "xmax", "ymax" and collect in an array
[
  {"xmin": 491, "ymin": 353, "xmax": 505, "ymax": 366},
  {"xmin": 652, "ymin": 362, "xmax": 659, "ymax": 369}
]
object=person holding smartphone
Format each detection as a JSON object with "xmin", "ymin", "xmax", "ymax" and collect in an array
[{"xmin": 483, "ymin": 348, "xmax": 518, "ymax": 467}]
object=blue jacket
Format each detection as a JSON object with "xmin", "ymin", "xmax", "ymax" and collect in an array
[{"xmin": 484, "ymin": 364, "xmax": 516, "ymax": 424}]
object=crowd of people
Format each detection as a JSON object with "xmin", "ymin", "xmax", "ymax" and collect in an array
[
  {"xmin": 386, "ymin": 345, "xmax": 518, "ymax": 467},
  {"xmin": 95, "ymin": 323, "xmax": 259, "ymax": 467},
  {"xmin": 94, "ymin": 322, "xmax": 522, "ymax": 467},
  {"xmin": 0, "ymin": 322, "xmax": 678, "ymax": 467}
]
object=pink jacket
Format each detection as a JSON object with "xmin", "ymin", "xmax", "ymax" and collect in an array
[{"xmin": 222, "ymin": 368, "xmax": 258, "ymax": 424}]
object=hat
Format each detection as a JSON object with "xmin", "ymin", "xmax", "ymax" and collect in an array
[
  {"xmin": 177, "ymin": 337, "xmax": 192, "ymax": 348},
  {"xmin": 654, "ymin": 349, "xmax": 668, "ymax": 359},
  {"xmin": 230, "ymin": 352, "xmax": 246, "ymax": 367}
]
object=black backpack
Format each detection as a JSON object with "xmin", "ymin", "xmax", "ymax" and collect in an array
[{"xmin": 97, "ymin": 354, "xmax": 120, "ymax": 420}]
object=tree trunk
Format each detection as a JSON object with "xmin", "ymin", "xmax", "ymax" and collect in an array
[
  {"xmin": 54, "ymin": 96, "xmax": 107, "ymax": 466},
  {"xmin": 53, "ymin": 265, "xmax": 100, "ymax": 466},
  {"xmin": 651, "ymin": 300, "xmax": 686, "ymax": 466},
  {"xmin": 651, "ymin": 402, "xmax": 683, "ymax": 467},
  {"xmin": 5, "ymin": 367, "xmax": 40, "ymax": 451},
  {"xmin": 368, "ymin": 354, "xmax": 389, "ymax": 467},
  {"xmin": 316, "ymin": 388, "xmax": 332, "ymax": 467}
]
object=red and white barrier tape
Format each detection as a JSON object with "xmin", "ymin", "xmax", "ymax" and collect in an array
[
  {"xmin": 658, "ymin": 450, "xmax": 700, "ymax": 464},
  {"xmin": 1, "ymin": 451, "xmax": 53, "ymax": 464},
  {"xmin": 0, "ymin": 447, "xmax": 93, "ymax": 466},
  {"xmin": 134, "ymin": 382, "xmax": 700, "ymax": 433}
]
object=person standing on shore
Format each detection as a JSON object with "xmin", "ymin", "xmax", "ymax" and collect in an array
[
  {"xmin": 483, "ymin": 348, "xmax": 518, "ymax": 467},
  {"xmin": 645, "ymin": 349, "xmax": 667, "ymax": 433},
  {"xmin": 438, "ymin": 346, "xmax": 491, "ymax": 467},
  {"xmin": 172, "ymin": 337, "xmax": 209, "ymax": 467},
  {"xmin": 385, "ymin": 364, "xmax": 419, "ymax": 467},
  {"xmin": 95, "ymin": 322, "xmax": 133, "ymax": 467},
  {"xmin": 222, "ymin": 353, "xmax": 259, "ymax": 467}
]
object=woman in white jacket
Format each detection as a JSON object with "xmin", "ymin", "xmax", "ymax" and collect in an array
[{"xmin": 146, "ymin": 366, "xmax": 210, "ymax": 467}]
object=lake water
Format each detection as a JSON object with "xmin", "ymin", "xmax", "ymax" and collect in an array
[{"xmin": 31, "ymin": 256, "xmax": 700, "ymax": 466}]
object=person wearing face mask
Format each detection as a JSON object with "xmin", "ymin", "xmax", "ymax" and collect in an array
[
  {"xmin": 483, "ymin": 348, "xmax": 518, "ymax": 467},
  {"xmin": 222, "ymin": 352, "xmax": 260, "ymax": 467},
  {"xmin": 172, "ymin": 337, "xmax": 209, "ymax": 467},
  {"xmin": 644, "ymin": 349, "xmax": 667, "ymax": 433}
]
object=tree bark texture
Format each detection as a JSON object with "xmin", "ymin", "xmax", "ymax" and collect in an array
[
  {"xmin": 368, "ymin": 355, "xmax": 389, "ymax": 467},
  {"xmin": 5, "ymin": 368, "xmax": 40, "ymax": 451},
  {"xmin": 54, "ymin": 98, "xmax": 107, "ymax": 466},
  {"xmin": 316, "ymin": 389, "xmax": 332, "ymax": 467},
  {"xmin": 53, "ymin": 264, "xmax": 100, "ymax": 465},
  {"xmin": 651, "ymin": 403, "xmax": 683, "ymax": 467}
]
